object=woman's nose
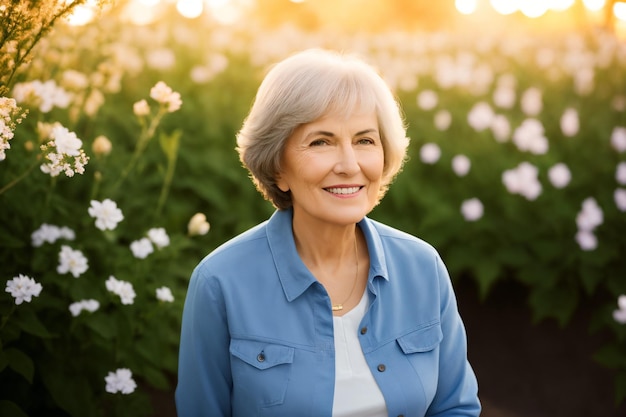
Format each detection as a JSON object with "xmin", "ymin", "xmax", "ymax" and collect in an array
[{"xmin": 333, "ymin": 144, "xmax": 359, "ymax": 175}]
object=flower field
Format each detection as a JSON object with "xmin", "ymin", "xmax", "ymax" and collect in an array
[{"xmin": 1, "ymin": 1, "xmax": 626, "ymax": 416}]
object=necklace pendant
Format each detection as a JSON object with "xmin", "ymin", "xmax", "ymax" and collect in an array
[{"xmin": 332, "ymin": 304, "xmax": 343, "ymax": 311}]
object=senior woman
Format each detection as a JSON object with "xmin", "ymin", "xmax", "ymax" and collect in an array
[{"xmin": 176, "ymin": 48, "xmax": 480, "ymax": 417}]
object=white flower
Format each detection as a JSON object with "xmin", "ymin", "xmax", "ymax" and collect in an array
[
  {"xmin": 434, "ymin": 110, "xmax": 452, "ymax": 131},
  {"xmin": 512, "ymin": 118, "xmax": 549, "ymax": 155},
  {"xmin": 31, "ymin": 223, "xmax": 75, "ymax": 247},
  {"xmin": 130, "ymin": 237, "xmax": 154, "ymax": 259},
  {"xmin": 52, "ymin": 126, "xmax": 82, "ymax": 156},
  {"xmin": 611, "ymin": 127, "xmax": 626, "ymax": 153},
  {"xmin": 57, "ymin": 245, "xmax": 88, "ymax": 278},
  {"xmin": 614, "ymin": 188, "xmax": 626, "ymax": 212},
  {"xmin": 88, "ymin": 199, "xmax": 124, "ymax": 231},
  {"xmin": 460, "ymin": 198, "xmax": 484, "ymax": 221},
  {"xmin": 105, "ymin": 276, "xmax": 136, "ymax": 305},
  {"xmin": 575, "ymin": 230, "xmax": 598, "ymax": 251},
  {"xmin": 548, "ymin": 163, "xmax": 572, "ymax": 189},
  {"xmin": 502, "ymin": 162, "xmax": 542, "ymax": 200},
  {"xmin": 149, "ymin": 81, "xmax": 182, "ymax": 113},
  {"xmin": 520, "ymin": 87, "xmax": 543, "ymax": 116},
  {"xmin": 417, "ymin": 90, "xmax": 438, "ymax": 110},
  {"xmin": 576, "ymin": 197, "xmax": 603, "ymax": 232},
  {"xmin": 420, "ymin": 143, "xmax": 441, "ymax": 164},
  {"xmin": 467, "ymin": 101, "xmax": 495, "ymax": 132},
  {"xmin": 147, "ymin": 227, "xmax": 170, "ymax": 249},
  {"xmin": 5, "ymin": 274, "xmax": 42, "ymax": 305},
  {"xmin": 613, "ymin": 295, "xmax": 626, "ymax": 324},
  {"xmin": 133, "ymin": 99, "xmax": 150, "ymax": 117},
  {"xmin": 490, "ymin": 114, "xmax": 511, "ymax": 143},
  {"xmin": 560, "ymin": 108, "xmax": 580, "ymax": 137},
  {"xmin": 156, "ymin": 286, "xmax": 174, "ymax": 302},
  {"xmin": 92, "ymin": 135, "xmax": 112, "ymax": 157},
  {"xmin": 69, "ymin": 299, "xmax": 100, "ymax": 317},
  {"xmin": 616, "ymin": 162, "xmax": 626, "ymax": 185},
  {"xmin": 493, "ymin": 84, "xmax": 516, "ymax": 109},
  {"xmin": 39, "ymin": 125, "xmax": 89, "ymax": 177},
  {"xmin": 452, "ymin": 155, "xmax": 471, "ymax": 177},
  {"xmin": 188, "ymin": 213, "xmax": 210, "ymax": 236},
  {"xmin": 105, "ymin": 368, "xmax": 137, "ymax": 394},
  {"xmin": 14, "ymin": 80, "xmax": 71, "ymax": 113}
]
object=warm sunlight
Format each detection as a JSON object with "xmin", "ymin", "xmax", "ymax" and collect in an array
[
  {"xmin": 65, "ymin": 0, "xmax": 99, "ymax": 25},
  {"xmin": 583, "ymin": 0, "xmax": 607, "ymax": 11},
  {"xmin": 176, "ymin": 0, "xmax": 204, "ymax": 18},
  {"xmin": 456, "ymin": 0, "xmax": 478, "ymax": 15}
]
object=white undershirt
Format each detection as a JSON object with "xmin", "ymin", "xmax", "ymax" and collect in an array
[{"xmin": 332, "ymin": 290, "xmax": 388, "ymax": 417}]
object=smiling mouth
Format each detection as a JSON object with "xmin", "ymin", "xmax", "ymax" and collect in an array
[{"xmin": 324, "ymin": 186, "xmax": 362, "ymax": 195}]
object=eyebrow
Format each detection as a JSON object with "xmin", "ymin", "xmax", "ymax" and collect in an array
[{"xmin": 304, "ymin": 128, "xmax": 379, "ymax": 139}]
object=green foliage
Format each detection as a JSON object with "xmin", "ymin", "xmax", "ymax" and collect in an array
[{"xmin": 1, "ymin": 3, "xmax": 626, "ymax": 414}]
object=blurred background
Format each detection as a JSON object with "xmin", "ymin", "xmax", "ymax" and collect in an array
[{"xmin": 1, "ymin": 0, "xmax": 626, "ymax": 416}]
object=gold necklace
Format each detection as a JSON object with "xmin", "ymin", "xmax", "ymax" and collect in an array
[{"xmin": 332, "ymin": 238, "xmax": 358, "ymax": 312}]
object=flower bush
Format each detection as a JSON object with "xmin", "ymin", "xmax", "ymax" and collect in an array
[{"xmin": 1, "ymin": 1, "xmax": 626, "ymax": 415}]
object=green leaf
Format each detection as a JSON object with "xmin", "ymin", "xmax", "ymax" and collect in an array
[
  {"xmin": 141, "ymin": 365, "xmax": 169, "ymax": 390},
  {"xmin": 85, "ymin": 314, "xmax": 116, "ymax": 340},
  {"xmin": 40, "ymin": 361, "xmax": 99, "ymax": 417},
  {"xmin": 473, "ymin": 261, "xmax": 500, "ymax": 299},
  {"xmin": 594, "ymin": 343, "xmax": 626, "ymax": 369},
  {"xmin": 0, "ymin": 400, "xmax": 29, "ymax": 417},
  {"xmin": 5, "ymin": 347, "xmax": 34, "ymax": 384},
  {"xmin": 528, "ymin": 284, "xmax": 579, "ymax": 326},
  {"xmin": 579, "ymin": 266, "xmax": 604, "ymax": 295},
  {"xmin": 13, "ymin": 307, "xmax": 52, "ymax": 338}
]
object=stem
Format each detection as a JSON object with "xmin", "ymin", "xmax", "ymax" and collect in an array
[
  {"xmin": 155, "ymin": 131, "xmax": 181, "ymax": 218},
  {"xmin": 112, "ymin": 109, "xmax": 166, "ymax": 191},
  {"xmin": 0, "ymin": 160, "xmax": 38, "ymax": 195}
]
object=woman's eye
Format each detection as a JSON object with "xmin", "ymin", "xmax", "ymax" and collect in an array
[
  {"xmin": 357, "ymin": 138, "xmax": 375, "ymax": 145},
  {"xmin": 310, "ymin": 139, "xmax": 328, "ymax": 146}
]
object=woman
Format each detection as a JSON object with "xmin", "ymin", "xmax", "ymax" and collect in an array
[{"xmin": 176, "ymin": 48, "xmax": 480, "ymax": 417}]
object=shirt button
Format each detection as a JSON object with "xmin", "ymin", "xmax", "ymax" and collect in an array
[
  {"xmin": 377, "ymin": 364, "xmax": 386, "ymax": 372},
  {"xmin": 257, "ymin": 353, "xmax": 265, "ymax": 362},
  {"xmin": 360, "ymin": 327, "xmax": 368, "ymax": 335}
]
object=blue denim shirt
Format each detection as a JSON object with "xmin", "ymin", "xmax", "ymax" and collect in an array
[{"xmin": 176, "ymin": 209, "xmax": 480, "ymax": 417}]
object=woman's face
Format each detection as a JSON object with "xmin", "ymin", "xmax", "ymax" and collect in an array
[{"xmin": 277, "ymin": 111, "xmax": 384, "ymax": 227}]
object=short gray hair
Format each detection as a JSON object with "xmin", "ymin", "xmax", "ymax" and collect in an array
[{"xmin": 236, "ymin": 48, "xmax": 409, "ymax": 210}]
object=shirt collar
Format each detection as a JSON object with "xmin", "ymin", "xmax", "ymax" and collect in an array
[{"xmin": 266, "ymin": 208, "xmax": 390, "ymax": 303}]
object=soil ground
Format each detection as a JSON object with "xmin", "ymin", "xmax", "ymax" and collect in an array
[{"xmin": 150, "ymin": 278, "xmax": 626, "ymax": 416}]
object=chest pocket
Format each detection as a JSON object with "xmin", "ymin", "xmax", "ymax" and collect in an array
[
  {"xmin": 397, "ymin": 322, "xmax": 443, "ymax": 354},
  {"xmin": 396, "ymin": 321, "xmax": 443, "ymax": 404},
  {"xmin": 230, "ymin": 339, "xmax": 295, "ymax": 407}
]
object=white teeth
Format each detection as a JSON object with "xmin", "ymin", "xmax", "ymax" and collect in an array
[{"xmin": 326, "ymin": 187, "xmax": 360, "ymax": 195}]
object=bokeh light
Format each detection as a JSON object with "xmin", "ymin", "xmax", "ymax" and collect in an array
[
  {"xmin": 456, "ymin": 0, "xmax": 478, "ymax": 15},
  {"xmin": 519, "ymin": 0, "xmax": 549, "ymax": 18},
  {"xmin": 490, "ymin": 0, "xmax": 519, "ymax": 15},
  {"xmin": 176, "ymin": 0, "xmax": 204, "ymax": 18},
  {"xmin": 583, "ymin": 0, "xmax": 606, "ymax": 11},
  {"xmin": 615, "ymin": 1, "xmax": 626, "ymax": 20}
]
